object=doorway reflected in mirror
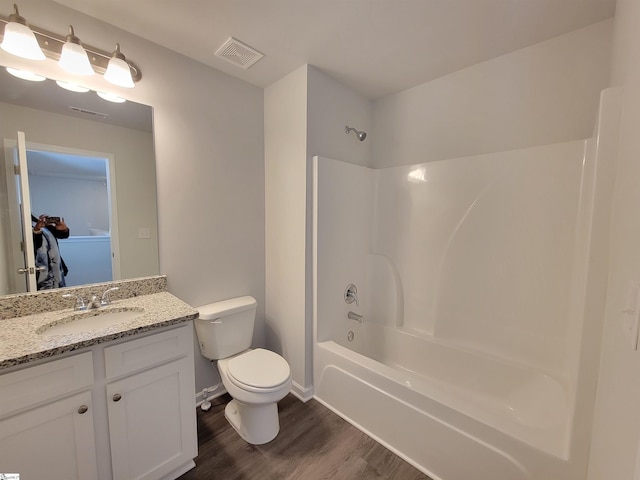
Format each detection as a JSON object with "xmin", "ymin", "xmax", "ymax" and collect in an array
[{"xmin": 28, "ymin": 147, "xmax": 116, "ymax": 288}]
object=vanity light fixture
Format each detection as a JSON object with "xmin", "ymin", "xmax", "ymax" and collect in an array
[
  {"xmin": 104, "ymin": 43, "xmax": 134, "ymax": 88},
  {"xmin": 0, "ymin": 4, "xmax": 45, "ymax": 60},
  {"xmin": 97, "ymin": 91, "xmax": 126, "ymax": 103},
  {"xmin": 56, "ymin": 80, "xmax": 90, "ymax": 93},
  {"xmin": 0, "ymin": 4, "xmax": 142, "ymax": 85},
  {"xmin": 6, "ymin": 66, "xmax": 45, "ymax": 81},
  {"xmin": 58, "ymin": 26, "xmax": 94, "ymax": 76}
]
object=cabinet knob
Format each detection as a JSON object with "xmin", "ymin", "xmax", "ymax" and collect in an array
[
  {"xmin": 113, "ymin": 393, "xmax": 122, "ymax": 402},
  {"xmin": 77, "ymin": 405, "xmax": 88, "ymax": 414}
]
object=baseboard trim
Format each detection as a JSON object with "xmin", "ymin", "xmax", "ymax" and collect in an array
[
  {"xmin": 291, "ymin": 381, "xmax": 314, "ymax": 402},
  {"xmin": 160, "ymin": 459, "xmax": 195, "ymax": 480}
]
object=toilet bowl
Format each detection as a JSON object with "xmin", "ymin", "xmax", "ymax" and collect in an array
[
  {"xmin": 217, "ymin": 348, "xmax": 291, "ymax": 444},
  {"xmin": 194, "ymin": 296, "xmax": 292, "ymax": 445}
]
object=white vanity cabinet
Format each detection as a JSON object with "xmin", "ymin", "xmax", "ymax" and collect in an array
[
  {"xmin": 0, "ymin": 352, "xmax": 99, "ymax": 479},
  {"xmin": 104, "ymin": 325, "xmax": 197, "ymax": 480},
  {"xmin": 0, "ymin": 323, "xmax": 197, "ymax": 480}
]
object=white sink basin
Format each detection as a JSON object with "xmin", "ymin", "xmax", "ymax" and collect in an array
[{"xmin": 38, "ymin": 307, "xmax": 145, "ymax": 336}]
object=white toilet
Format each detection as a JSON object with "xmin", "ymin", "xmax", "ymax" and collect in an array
[{"xmin": 194, "ymin": 296, "xmax": 292, "ymax": 445}]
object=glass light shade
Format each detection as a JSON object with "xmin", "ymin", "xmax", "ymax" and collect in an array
[
  {"xmin": 104, "ymin": 56, "xmax": 134, "ymax": 88},
  {"xmin": 59, "ymin": 41, "xmax": 95, "ymax": 76},
  {"xmin": 56, "ymin": 80, "xmax": 90, "ymax": 93},
  {"xmin": 6, "ymin": 67, "xmax": 46, "ymax": 82},
  {"xmin": 97, "ymin": 91, "xmax": 126, "ymax": 103},
  {"xmin": 1, "ymin": 21, "xmax": 45, "ymax": 60}
]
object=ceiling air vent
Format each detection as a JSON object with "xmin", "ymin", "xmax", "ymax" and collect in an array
[
  {"xmin": 214, "ymin": 37, "xmax": 264, "ymax": 69},
  {"xmin": 68, "ymin": 106, "xmax": 108, "ymax": 119}
]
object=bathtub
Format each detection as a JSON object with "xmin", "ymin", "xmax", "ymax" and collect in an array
[
  {"xmin": 314, "ymin": 324, "xmax": 577, "ymax": 480},
  {"xmin": 311, "ymin": 141, "xmax": 602, "ymax": 479},
  {"xmin": 335, "ymin": 322, "xmax": 568, "ymax": 454}
]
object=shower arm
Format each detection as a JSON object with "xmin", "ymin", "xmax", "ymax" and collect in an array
[{"xmin": 345, "ymin": 125, "xmax": 367, "ymax": 141}]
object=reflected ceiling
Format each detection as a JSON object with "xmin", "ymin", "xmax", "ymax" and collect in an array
[{"xmin": 0, "ymin": 68, "xmax": 152, "ymax": 132}]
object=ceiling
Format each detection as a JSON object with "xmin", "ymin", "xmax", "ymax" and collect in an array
[{"xmin": 52, "ymin": 0, "xmax": 616, "ymax": 100}]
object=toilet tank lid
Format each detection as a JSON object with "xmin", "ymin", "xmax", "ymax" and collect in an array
[{"xmin": 197, "ymin": 296, "xmax": 257, "ymax": 320}]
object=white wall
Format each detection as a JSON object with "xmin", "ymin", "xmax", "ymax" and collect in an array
[
  {"xmin": 0, "ymin": 0, "xmax": 265, "ymax": 394},
  {"xmin": 307, "ymin": 67, "xmax": 372, "ymax": 167},
  {"xmin": 264, "ymin": 65, "xmax": 309, "ymax": 396},
  {"xmin": 372, "ymin": 20, "xmax": 613, "ymax": 167},
  {"xmin": 126, "ymin": 28, "xmax": 265, "ymax": 395},
  {"xmin": 264, "ymin": 65, "xmax": 372, "ymax": 399},
  {"xmin": 588, "ymin": 1, "xmax": 640, "ymax": 478}
]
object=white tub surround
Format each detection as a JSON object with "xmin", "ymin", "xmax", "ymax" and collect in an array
[{"xmin": 312, "ymin": 88, "xmax": 618, "ymax": 480}]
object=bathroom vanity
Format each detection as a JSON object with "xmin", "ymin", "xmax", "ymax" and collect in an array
[{"xmin": 0, "ymin": 276, "xmax": 199, "ymax": 480}]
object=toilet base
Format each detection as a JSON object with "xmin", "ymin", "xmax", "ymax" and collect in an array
[{"xmin": 224, "ymin": 399, "xmax": 280, "ymax": 445}]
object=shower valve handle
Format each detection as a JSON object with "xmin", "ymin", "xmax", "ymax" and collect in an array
[{"xmin": 344, "ymin": 284, "xmax": 359, "ymax": 306}]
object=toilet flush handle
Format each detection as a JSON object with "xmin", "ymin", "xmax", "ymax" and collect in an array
[{"xmin": 209, "ymin": 318, "xmax": 222, "ymax": 324}]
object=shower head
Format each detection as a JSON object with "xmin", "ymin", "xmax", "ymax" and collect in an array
[{"xmin": 345, "ymin": 125, "xmax": 367, "ymax": 141}]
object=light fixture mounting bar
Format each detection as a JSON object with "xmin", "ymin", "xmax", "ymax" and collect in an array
[{"xmin": 0, "ymin": 15, "xmax": 141, "ymax": 82}]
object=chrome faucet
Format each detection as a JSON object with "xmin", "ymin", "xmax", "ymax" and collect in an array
[
  {"xmin": 88, "ymin": 295, "xmax": 102, "ymax": 309},
  {"xmin": 63, "ymin": 287, "xmax": 119, "ymax": 311},
  {"xmin": 348, "ymin": 311, "xmax": 364, "ymax": 323},
  {"xmin": 100, "ymin": 287, "xmax": 119, "ymax": 306},
  {"xmin": 63, "ymin": 293, "xmax": 88, "ymax": 311}
]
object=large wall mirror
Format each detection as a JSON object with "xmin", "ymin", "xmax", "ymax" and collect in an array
[{"xmin": 0, "ymin": 66, "xmax": 159, "ymax": 295}]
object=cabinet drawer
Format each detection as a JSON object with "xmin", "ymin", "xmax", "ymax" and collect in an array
[
  {"xmin": 105, "ymin": 324, "xmax": 192, "ymax": 380},
  {"xmin": 0, "ymin": 352, "xmax": 94, "ymax": 418}
]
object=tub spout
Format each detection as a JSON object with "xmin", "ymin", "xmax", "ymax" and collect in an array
[{"xmin": 348, "ymin": 311, "xmax": 363, "ymax": 323}]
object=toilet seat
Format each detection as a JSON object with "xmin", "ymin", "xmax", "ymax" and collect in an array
[{"xmin": 226, "ymin": 348, "xmax": 291, "ymax": 393}]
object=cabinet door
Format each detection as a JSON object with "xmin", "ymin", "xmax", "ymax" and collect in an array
[
  {"xmin": 107, "ymin": 357, "xmax": 197, "ymax": 480},
  {"xmin": 0, "ymin": 390, "xmax": 98, "ymax": 480}
]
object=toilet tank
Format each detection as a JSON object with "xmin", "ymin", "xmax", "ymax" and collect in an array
[{"xmin": 195, "ymin": 296, "xmax": 257, "ymax": 360}]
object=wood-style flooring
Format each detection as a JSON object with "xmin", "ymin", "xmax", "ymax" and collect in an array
[{"xmin": 178, "ymin": 393, "xmax": 432, "ymax": 480}]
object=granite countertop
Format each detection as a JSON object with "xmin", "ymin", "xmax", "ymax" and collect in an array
[{"xmin": 0, "ymin": 291, "xmax": 198, "ymax": 371}]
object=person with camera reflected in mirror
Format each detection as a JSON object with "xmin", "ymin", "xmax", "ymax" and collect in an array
[{"xmin": 32, "ymin": 214, "xmax": 69, "ymax": 290}]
